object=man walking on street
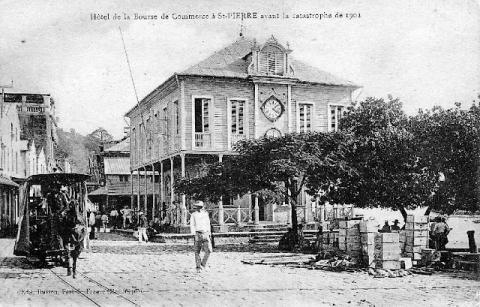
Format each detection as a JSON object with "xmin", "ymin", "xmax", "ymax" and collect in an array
[
  {"xmin": 138, "ymin": 212, "xmax": 149, "ymax": 243},
  {"xmin": 190, "ymin": 201, "xmax": 212, "ymax": 272}
]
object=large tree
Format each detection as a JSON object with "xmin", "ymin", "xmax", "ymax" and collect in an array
[
  {"xmin": 338, "ymin": 97, "xmax": 438, "ymax": 221},
  {"xmin": 409, "ymin": 101, "xmax": 480, "ymax": 214},
  {"xmin": 176, "ymin": 132, "xmax": 354, "ymax": 235}
]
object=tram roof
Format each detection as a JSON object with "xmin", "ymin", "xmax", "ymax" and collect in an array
[{"xmin": 26, "ymin": 173, "xmax": 90, "ymax": 186}]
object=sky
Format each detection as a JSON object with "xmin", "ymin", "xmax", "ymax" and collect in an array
[{"xmin": 0, "ymin": 0, "xmax": 479, "ymax": 138}]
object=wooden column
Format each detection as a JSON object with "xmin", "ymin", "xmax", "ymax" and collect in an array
[
  {"xmin": 144, "ymin": 166, "xmax": 148, "ymax": 216},
  {"xmin": 248, "ymin": 193, "xmax": 252, "ymax": 223},
  {"xmin": 254, "ymin": 195, "xmax": 259, "ymax": 225},
  {"xmin": 218, "ymin": 154, "xmax": 225, "ymax": 228},
  {"xmin": 170, "ymin": 157, "xmax": 175, "ymax": 225},
  {"xmin": 180, "ymin": 153, "xmax": 187, "ymax": 226},
  {"xmin": 152, "ymin": 163, "xmax": 156, "ymax": 218},
  {"xmin": 287, "ymin": 84, "xmax": 292, "ymax": 133},
  {"xmin": 137, "ymin": 169, "xmax": 140, "ymax": 213},
  {"xmin": 236, "ymin": 195, "xmax": 242, "ymax": 225},
  {"xmin": 254, "ymin": 84, "xmax": 259, "ymax": 138},
  {"xmin": 130, "ymin": 171, "xmax": 134, "ymax": 209},
  {"xmin": 160, "ymin": 161, "xmax": 164, "ymax": 219}
]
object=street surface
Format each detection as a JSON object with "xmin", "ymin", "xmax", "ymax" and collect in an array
[{"xmin": 0, "ymin": 238, "xmax": 479, "ymax": 307}]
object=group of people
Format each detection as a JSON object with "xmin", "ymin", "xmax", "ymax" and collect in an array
[
  {"xmin": 378, "ymin": 216, "xmax": 451, "ymax": 251},
  {"xmin": 430, "ymin": 216, "xmax": 450, "ymax": 250},
  {"xmin": 379, "ymin": 219, "xmax": 402, "ymax": 232}
]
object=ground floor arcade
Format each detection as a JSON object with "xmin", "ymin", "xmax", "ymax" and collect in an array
[{"xmin": 130, "ymin": 152, "xmax": 320, "ymax": 231}]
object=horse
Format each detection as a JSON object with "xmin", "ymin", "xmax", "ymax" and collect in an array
[{"xmin": 60, "ymin": 200, "xmax": 86, "ymax": 278}]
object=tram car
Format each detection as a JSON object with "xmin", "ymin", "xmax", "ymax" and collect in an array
[{"xmin": 14, "ymin": 173, "xmax": 90, "ymax": 264}]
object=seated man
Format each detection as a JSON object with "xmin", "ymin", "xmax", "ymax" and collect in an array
[
  {"xmin": 391, "ymin": 219, "xmax": 401, "ymax": 231},
  {"xmin": 379, "ymin": 221, "xmax": 391, "ymax": 233}
]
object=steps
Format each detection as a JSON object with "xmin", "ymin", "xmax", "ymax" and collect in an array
[{"xmin": 249, "ymin": 230, "xmax": 318, "ymax": 244}]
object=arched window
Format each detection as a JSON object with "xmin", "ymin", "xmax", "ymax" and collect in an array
[{"xmin": 259, "ymin": 45, "xmax": 284, "ymax": 76}]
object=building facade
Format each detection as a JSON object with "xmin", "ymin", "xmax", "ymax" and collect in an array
[
  {"xmin": 89, "ymin": 137, "xmax": 155, "ymax": 216},
  {"xmin": 3, "ymin": 91, "xmax": 57, "ymax": 171},
  {"xmin": 0, "ymin": 91, "xmax": 57, "ymax": 235},
  {"xmin": 0, "ymin": 104, "xmax": 22, "ymax": 234},
  {"xmin": 126, "ymin": 36, "xmax": 359, "ymax": 230}
]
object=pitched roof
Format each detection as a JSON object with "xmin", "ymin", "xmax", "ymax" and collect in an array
[
  {"xmin": 104, "ymin": 137, "xmax": 130, "ymax": 153},
  {"xmin": 104, "ymin": 157, "xmax": 130, "ymax": 175},
  {"xmin": 180, "ymin": 37, "xmax": 358, "ymax": 87}
]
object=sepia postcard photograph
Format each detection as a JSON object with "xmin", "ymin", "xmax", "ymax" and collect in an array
[{"xmin": 0, "ymin": 0, "xmax": 479, "ymax": 306}]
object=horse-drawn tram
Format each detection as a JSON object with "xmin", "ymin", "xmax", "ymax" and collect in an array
[{"xmin": 14, "ymin": 173, "xmax": 90, "ymax": 277}]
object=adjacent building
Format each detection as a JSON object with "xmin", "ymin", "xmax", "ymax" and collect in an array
[
  {"xmin": 88, "ymin": 137, "xmax": 154, "ymax": 215},
  {"xmin": 126, "ymin": 35, "xmax": 359, "ymax": 230},
  {"xmin": 0, "ymin": 90, "xmax": 58, "ymax": 234},
  {"xmin": 3, "ymin": 91, "xmax": 57, "ymax": 171}
]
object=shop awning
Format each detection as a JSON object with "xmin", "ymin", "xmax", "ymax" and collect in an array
[
  {"xmin": 0, "ymin": 176, "xmax": 19, "ymax": 188},
  {"xmin": 88, "ymin": 186, "xmax": 107, "ymax": 196}
]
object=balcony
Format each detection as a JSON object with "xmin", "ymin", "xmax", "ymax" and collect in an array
[{"xmin": 194, "ymin": 132, "xmax": 211, "ymax": 149}]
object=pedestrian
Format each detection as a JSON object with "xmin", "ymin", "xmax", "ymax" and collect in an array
[
  {"xmin": 380, "ymin": 220, "xmax": 391, "ymax": 233},
  {"xmin": 429, "ymin": 216, "xmax": 440, "ymax": 249},
  {"xmin": 88, "ymin": 210, "xmax": 96, "ymax": 240},
  {"xmin": 101, "ymin": 212, "xmax": 109, "ymax": 232},
  {"xmin": 433, "ymin": 217, "xmax": 450, "ymax": 250},
  {"xmin": 95, "ymin": 212, "xmax": 102, "ymax": 233},
  {"xmin": 120, "ymin": 206, "xmax": 131, "ymax": 229},
  {"xmin": 110, "ymin": 208, "xmax": 119, "ymax": 229},
  {"xmin": 391, "ymin": 219, "xmax": 401, "ymax": 231},
  {"xmin": 190, "ymin": 200, "xmax": 212, "ymax": 272},
  {"xmin": 137, "ymin": 212, "xmax": 148, "ymax": 243}
]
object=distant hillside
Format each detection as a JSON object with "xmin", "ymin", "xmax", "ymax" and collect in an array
[{"xmin": 55, "ymin": 127, "xmax": 112, "ymax": 173}]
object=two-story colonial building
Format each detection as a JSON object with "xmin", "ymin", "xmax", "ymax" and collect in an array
[{"xmin": 126, "ymin": 35, "xmax": 359, "ymax": 230}]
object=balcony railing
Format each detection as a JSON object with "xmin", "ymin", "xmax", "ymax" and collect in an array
[{"xmin": 194, "ymin": 132, "xmax": 211, "ymax": 149}]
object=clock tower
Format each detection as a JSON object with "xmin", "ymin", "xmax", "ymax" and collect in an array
[{"xmin": 249, "ymin": 35, "xmax": 296, "ymax": 138}]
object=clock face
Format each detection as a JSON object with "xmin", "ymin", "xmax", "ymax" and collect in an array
[
  {"xmin": 261, "ymin": 97, "xmax": 283, "ymax": 122},
  {"xmin": 265, "ymin": 128, "xmax": 282, "ymax": 138}
]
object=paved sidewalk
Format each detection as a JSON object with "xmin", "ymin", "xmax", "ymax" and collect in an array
[{"xmin": 1, "ymin": 239, "xmax": 479, "ymax": 306}]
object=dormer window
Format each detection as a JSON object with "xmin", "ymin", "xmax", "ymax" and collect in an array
[
  {"xmin": 249, "ymin": 36, "xmax": 293, "ymax": 77},
  {"xmin": 259, "ymin": 45, "xmax": 284, "ymax": 76}
]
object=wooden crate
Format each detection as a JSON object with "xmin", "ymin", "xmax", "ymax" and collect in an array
[
  {"xmin": 361, "ymin": 233, "xmax": 375, "ymax": 245},
  {"xmin": 376, "ymin": 232, "xmax": 399, "ymax": 243},
  {"xmin": 377, "ymin": 260, "xmax": 400, "ymax": 270}
]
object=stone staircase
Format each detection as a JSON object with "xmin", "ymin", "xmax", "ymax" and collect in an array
[{"xmin": 249, "ymin": 229, "xmax": 319, "ymax": 244}]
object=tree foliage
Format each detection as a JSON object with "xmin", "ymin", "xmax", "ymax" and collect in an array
[
  {"xmin": 409, "ymin": 101, "xmax": 480, "ymax": 214},
  {"xmin": 176, "ymin": 132, "xmax": 354, "ymax": 232},
  {"xmin": 337, "ymin": 97, "xmax": 439, "ymax": 221},
  {"xmin": 177, "ymin": 95, "xmax": 480, "ymax": 233}
]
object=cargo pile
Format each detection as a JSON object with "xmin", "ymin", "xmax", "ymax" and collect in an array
[
  {"xmin": 404, "ymin": 215, "xmax": 429, "ymax": 262},
  {"xmin": 338, "ymin": 220, "xmax": 362, "ymax": 261},
  {"xmin": 374, "ymin": 232, "xmax": 401, "ymax": 270},
  {"xmin": 359, "ymin": 219, "xmax": 377, "ymax": 267}
]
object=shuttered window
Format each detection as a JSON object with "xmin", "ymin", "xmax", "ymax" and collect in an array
[
  {"xmin": 299, "ymin": 104, "xmax": 312, "ymax": 133},
  {"xmin": 194, "ymin": 98, "xmax": 210, "ymax": 133},
  {"xmin": 231, "ymin": 100, "xmax": 245, "ymax": 135},
  {"xmin": 329, "ymin": 105, "xmax": 344, "ymax": 132},
  {"xmin": 173, "ymin": 101, "xmax": 179, "ymax": 135},
  {"xmin": 259, "ymin": 46, "xmax": 284, "ymax": 76}
]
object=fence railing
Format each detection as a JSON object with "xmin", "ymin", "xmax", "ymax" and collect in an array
[{"xmin": 206, "ymin": 207, "xmax": 250, "ymax": 225}]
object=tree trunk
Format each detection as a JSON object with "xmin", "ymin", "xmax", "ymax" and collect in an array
[
  {"xmin": 291, "ymin": 198, "xmax": 298, "ymax": 233},
  {"xmin": 424, "ymin": 206, "xmax": 432, "ymax": 216},
  {"xmin": 397, "ymin": 205, "xmax": 408, "ymax": 224}
]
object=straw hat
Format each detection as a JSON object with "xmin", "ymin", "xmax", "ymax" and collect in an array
[{"xmin": 193, "ymin": 201, "xmax": 204, "ymax": 208}]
